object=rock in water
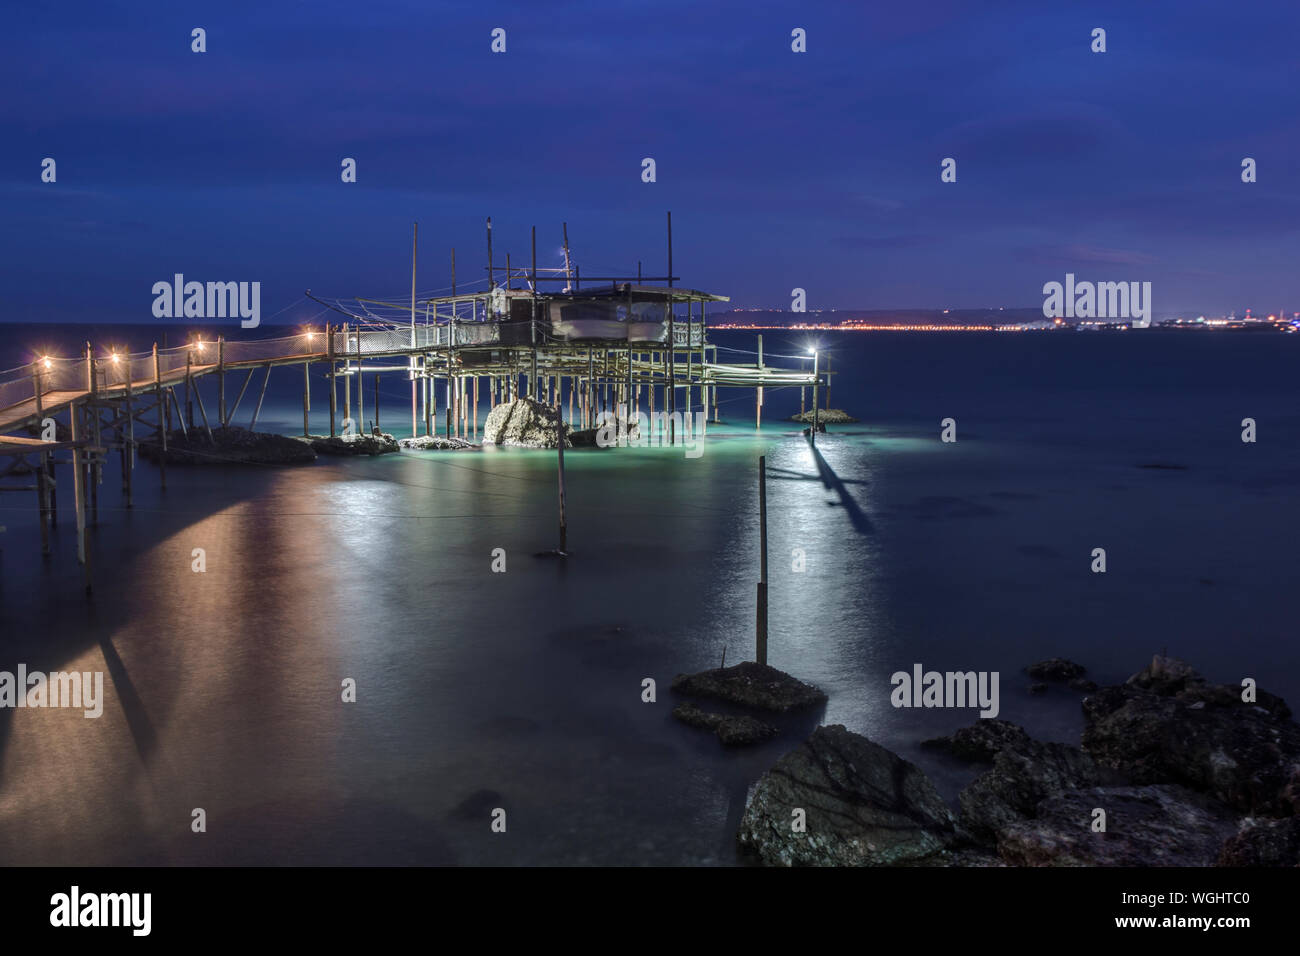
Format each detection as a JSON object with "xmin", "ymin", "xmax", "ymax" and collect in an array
[
  {"xmin": 671, "ymin": 662, "xmax": 827, "ymax": 713},
  {"xmin": 789, "ymin": 408, "xmax": 858, "ymax": 424},
  {"xmin": 737, "ymin": 725, "xmax": 956, "ymax": 866},
  {"xmin": 959, "ymin": 735, "xmax": 1110, "ymax": 844},
  {"xmin": 482, "ymin": 398, "xmax": 570, "ymax": 449},
  {"xmin": 398, "ymin": 435, "xmax": 476, "ymax": 450},
  {"xmin": 309, "ymin": 433, "xmax": 400, "ymax": 456},
  {"xmin": 1082, "ymin": 655, "xmax": 1300, "ymax": 816},
  {"xmin": 921, "ymin": 719, "xmax": 1031, "ymax": 763},
  {"xmin": 139, "ymin": 427, "xmax": 316, "ymax": 466},
  {"xmin": 1025, "ymin": 658, "xmax": 1087, "ymax": 682},
  {"xmin": 1217, "ymin": 817, "xmax": 1300, "ymax": 866},
  {"xmin": 997, "ymin": 785, "xmax": 1238, "ymax": 867},
  {"xmin": 671, "ymin": 702, "xmax": 777, "ymax": 747}
]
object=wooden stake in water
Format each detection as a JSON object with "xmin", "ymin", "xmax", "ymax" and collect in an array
[{"xmin": 757, "ymin": 454, "xmax": 768, "ymax": 665}]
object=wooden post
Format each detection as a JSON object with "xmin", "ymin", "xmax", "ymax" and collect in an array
[
  {"xmin": 343, "ymin": 322, "xmax": 351, "ymax": 424},
  {"xmin": 123, "ymin": 362, "xmax": 134, "ymax": 509},
  {"xmin": 249, "ymin": 363, "xmax": 272, "ymax": 431},
  {"xmin": 556, "ymin": 397, "xmax": 568, "ymax": 554},
  {"xmin": 303, "ymin": 359, "xmax": 311, "ymax": 437},
  {"xmin": 218, "ymin": 336, "xmax": 226, "ymax": 427},
  {"xmin": 411, "ymin": 221, "xmax": 418, "ymax": 439},
  {"xmin": 154, "ymin": 343, "xmax": 167, "ymax": 491},
  {"xmin": 32, "ymin": 365, "xmax": 49, "ymax": 554},
  {"xmin": 328, "ymin": 323, "xmax": 337, "ymax": 437},
  {"xmin": 810, "ymin": 349, "xmax": 819, "ymax": 447},
  {"xmin": 757, "ymin": 455, "xmax": 768, "ymax": 665},
  {"xmin": 87, "ymin": 344, "xmax": 100, "ymax": 526},
  {"xmin": 373, "ymin": 373, "xmax": 380, "ymax": 432},
  {"xmin": 356, "ymin": 327, "xmax": 364, "ymax": 431},
  {"xmin": 71, "ymin": 404, "xmax": 90, "ymax": 593}
]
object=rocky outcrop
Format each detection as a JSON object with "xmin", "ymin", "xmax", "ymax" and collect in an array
[
  {"xmin": 309, "ymin": 432, "xmax": 400, "ymax": 456},
  {"xmin": 482, "ymin": 398, "xmax": 570, "ymax": 449},
  {"xmin": 398, "ymin": 435, "xmax": 477, "ymax": 450},
  {"xmin": 997, "ymin": 785, "xmax": 1239, "ymax": 867},
  {"xmin": 1026, "ymin": 658, "xmax": 1087, "ymax": 682},
  {"xmin": 737, "ymin": 725, "xmax": 957, "ymax": 866},
  {"xmin": 140, "ymin": 427, "xmax": 316, "ymax": 466},
  {"xmin": 959, "ymin": 736, "xmax": 1111, "ymax": 844},
  {"xmin": 671, "ymin": 662, "xmax": 827, "ymax": 713},
  {"xmin": 921, "ymin": 718, "xmax": 1031, "ymax": 763},
  {"xmin": 672, "ymin": 702, "xmax": 777, "ymax": 747},
  {"xmin": 789, "ymin": 409, "xmax": 858, "ymax": 424},
  {"xmin": 1081, "ymin": 655, "xmax": 1300, "ymax": 816},
  {"xmin": 1217, "ymin": 816, "xmax": 1300, "ymax": 866}
]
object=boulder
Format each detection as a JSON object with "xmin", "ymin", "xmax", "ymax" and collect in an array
[
  {"xmin": 139, "ymin": 427, "xmax": 316, "ymax": 466},
  {"xmin": 921, "ymin": 719, "xmax": 1032, "ymax": 763},
  {"xmin": 1217, "ymin": 816, "xmax": 1300, "ymax": 866},
  {"xmin": 309, "ymin": 432, "xmax": 400, "ymax": 456},
  {"xmin": 959, "ymin": 734, "xmax": 1112, "ymax": 844},
  {"xmin": 398, "ymin": 435, "xmax": 476, "ymax": 450},
  {"xmin": 789, "ymin": 408, "xmax": 858, "ymax": 424},
  {"xmin": 997, "ymin": 785, "xmax": 1239, "ymax": 867},
  {"xmin": 1026, "ymin": 658, "xmax": 1087, "ymax": 682},
  {"xmin": 671, "ymin": 662, "xmax": 827, "ymax": 713},
  {"xmin": 1082, "ymin": 655, "xmax": 1300, "ymax": 816},
  {"xmin": 737, "ymin": 725, "xmax": 957, "ymax": 866},
  {"xmin": 482, "ymin": 398, "xmax": 570, "ymax": 449}
]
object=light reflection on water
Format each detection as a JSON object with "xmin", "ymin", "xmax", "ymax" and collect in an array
[{"xmin": 0, "ymin": 401, "xmax": 1296, "ymax": 864}]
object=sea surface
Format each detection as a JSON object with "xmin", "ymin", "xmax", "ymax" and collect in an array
[{"xmin": 1, "ymin": 323, "xmax": 1297, "ymax": 865}]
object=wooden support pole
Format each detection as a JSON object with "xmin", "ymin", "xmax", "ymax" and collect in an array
[
  {"xmin": 193, "ymin": 377, "xmax": 215, "ymax": 444},
  {"xmin": 154, "ymin": 344, "xmax": 166, "ymax": 491},
  {"xmin": 123, "ymin": 368, "xmax": 134, "ymax": 508},
  {"xmin": 71, "ymin": 405, "xmax": 90, "ymax": 592},
  {"xmin": 556, "ymin": 396, "xmax": 568, "ymax": 554},
  {"xmin": 218, "ymin": 336, "xmax": 226, "ymax": 427},
  {"xmin": 328, "ymin": 323, "xmax": 337, "ymax": 437},
  {"xmin": 757, "ymin": 454, "xmax": 768, "ymax": 665},
  {"xmin": 373, "ymin": 373, "xmax": 380, "ymax": 432},
  {"xmin": 32, "ymin": 365, "xmax": 49, "ymax": 554},
  {"xmin": 249, "ymin": 363, "xmax": 272, "ymax": 432},
  {"xmin": 303, "ymin": 360, "xmax": 311, "ymax": 437},
  {"xmin": 356, "ymin": 327, "xmax": 364, "ymax": 431}
]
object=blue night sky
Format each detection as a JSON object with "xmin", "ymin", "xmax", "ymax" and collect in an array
[{"xmin": 3, "ymin": 0, "xmax": 1299, "ymax": 323}]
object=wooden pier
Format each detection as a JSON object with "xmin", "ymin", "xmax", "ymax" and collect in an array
[{"xmin": 0, "ymin": 218, "xmax": 822, "ymax": 587}]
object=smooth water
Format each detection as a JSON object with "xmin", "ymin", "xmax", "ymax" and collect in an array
[{"xmin": 1, "ymin": 325, "xmax": 1297, "ymax": 865}]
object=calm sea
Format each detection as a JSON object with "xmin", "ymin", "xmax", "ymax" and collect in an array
[{"xmin": 1, "ymin": 324, "xmax": 1297, "ymax": 864}]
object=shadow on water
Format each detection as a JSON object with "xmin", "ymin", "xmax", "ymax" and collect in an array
[
  {"xmin": 767, "ymin": 439, "xmax": 875, "ymax": 536},
  {"xmin": 97, "ymin": 630, "xmax": 158, "ymax": 764}
]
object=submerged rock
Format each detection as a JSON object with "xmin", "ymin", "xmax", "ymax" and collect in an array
[
  {"xmin": 140, "ymin": 427, "xmax": 316, "ymax": 466},
  {"xmin": 1026, "ymin": 658, "xmax": 1088, "ymax": 682},
  {"xmin": 997, "ymin": 785, "xmax": 1238, "ymax": 867},
  {"xmin": 482, "ymin": 398, "xmax": 570, "ymax": 449},
  {"xmin": 737, "ymin": 725, "xmax": 956, "ymax": 866},
  {"xmin": 1082, "ymin": 655, "xmax": 1300, "ymax": 816},
  {"xmin": 672, "ymin": 702, "xmax": 777, "ymax": 747},
  {"xmin": 398, "ymin": 435, "xmax": 477, "ymax": 450},
  {"xmin": 308, "ymin": 432, "xmax": 400, "ymax": 456},
  {"xmin": 789, "ymin": 408, "xmax": 858, "ymax": 424},
  {"xmin": 671, "ymin": 662, "xmax": 827, "ymax": 714},
  {"xmin": 921, "ymin": 719, "xmax": 1032, "ymax": 763}
]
